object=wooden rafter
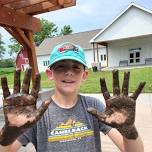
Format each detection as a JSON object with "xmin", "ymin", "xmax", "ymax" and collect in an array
[
  {"xmin": 17, "ymin": 1, "xmax": 55, "ymax": 15},
  {"xmin": 0, "ymin": 6, "xmax": 40, "ymax": 32},
  {"xmin": 4, "ymin": 0, "xmax": 48, "ymax": 10},
  {"xmin": 13, "ymin": 28, "xmax": 32, "ymax": 49},
  {"xmin": 0, "ymin": 0, "xmax": 76, "ymax": 15},
  {"xmin": 0, "ymin": 0, "xmax": 76, "ymax": 79},
  {"xmin": 5, "ymin": 26, "xmax": 39, "ymax": 79},
  {"xmin": 4, "ymin": 27, "xmax": 26, "ymax": 47},
  {"xmin": 16, "ymin": 0, "xmax": 74, "ymax": 15},
  {"xmin": 24, "ymin": 30, "xmax": 39, "ymax": 79},
  {"xmin": 0, "ymin": 0, "xmax": 18, "ymax": 5}
]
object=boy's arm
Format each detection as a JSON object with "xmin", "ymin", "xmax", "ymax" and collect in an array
[
  {"xmin": 87, "ymin": 70, "xmax": 145, "ymax": 152},
  {"xmin": 108, "ymin": 128, "xmax": 144, "ymax": 152},
  {"xmin": 0, "ymin": 140, "xmax": 21, "ymax": 152},
  {"xmin": 0, "ymin": 68, "xmax": 50, "ymax": 147}
]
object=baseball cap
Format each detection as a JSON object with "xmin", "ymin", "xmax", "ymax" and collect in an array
[{"xmin": 48, "ymin": 42, "xmax": 87, "ymax": 67}]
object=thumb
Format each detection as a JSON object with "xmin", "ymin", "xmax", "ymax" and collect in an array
[
  {"xmin": 87, "ymin": 107, "xmax": 106, "ymax": 121},
  {"xmin": 36, "ymin": 100, "xmax": 51, "ymax": 120}
]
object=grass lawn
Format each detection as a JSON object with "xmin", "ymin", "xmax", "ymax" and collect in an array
[{"xmin": 0, "ymin": 67, "xmax": 152, "ymax": 93}]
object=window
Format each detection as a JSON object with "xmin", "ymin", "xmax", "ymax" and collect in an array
[
  {"xmin": 100, "ymin": 54, "xmax": 106, "ymax": 61},
  {"xmin": 43, "ymin": 61, "xmax": 45, "ymax": 66},
  {"xmin": 129, "ymin": 48, "xmax": 141, "ymax": 64},
  {"xmin": 101, "ymin": 55, "xmax": 103, "ymax": 61},
  {"xmin": 43, "ymin": 60, "xmax": 50, "ymax": 66},
  {"xmin": 104, "ymin": 54, "xmax": 106, "ymax": 60}
]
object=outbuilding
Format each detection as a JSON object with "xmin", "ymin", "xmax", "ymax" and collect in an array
[{"xmin": 90, "ymin": 3, "xmax": 152, "ymax": 68}]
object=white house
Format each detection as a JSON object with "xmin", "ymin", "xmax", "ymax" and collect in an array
[
  {"xmin": 90, "ymin": 3, "xmax": 152, "ymax": 68},
  {"xmin": 36, "ymin": 29, "xmax": 106, "ymax": 72}
]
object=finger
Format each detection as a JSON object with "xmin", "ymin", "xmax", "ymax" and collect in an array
[
  {"xmin": 21, "ymin": 68, "xmax": 32, "ymax": 94},
  {"xmin": 36, "ymin": 100, "xmax": 51, "ymax": 121},
  {"xmin": 113, "ymin": 70, "xmax": 120, "ymax": 96},
  {"xmin": 87, "ymin": 107, "xmax": 106, "ymax": 121},
  {"xmin": 122, "ymin": 71, "xmax": 130, "ymax": 96},
  {"xmin": 1, "ymin": 77, "xmax": 10, "ymax": 98},
  {"xmin": 31, "ymin": 74, "xmax": 41, "ymax": 99},
  {"xmin": 13, "ymin": 69, "xmax": 21, "ymax": 94},
  {"xmin": 130, "ymin": 82, "xmax": 146, "ymax": 100},
  {"xmin": 100, "ymin": 78, "xmax": 111, "ymax": 106}
]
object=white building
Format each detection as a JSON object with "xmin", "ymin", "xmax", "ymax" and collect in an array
[
  {"xmin": 36, "ymin": 29, "xmax": 106, "ymax": 72},
  {"xmin": 90, "ymin": 3, "xmax": 152, "ymax": 68}
]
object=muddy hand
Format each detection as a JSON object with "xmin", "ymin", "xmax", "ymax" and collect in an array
[
  {"xmin": 0, "ymin": 68, "xmax": 51, "ymax": 146},
  {"xmin": 87, "ymin": 70, "xmax": 146, "ymax": 139}
]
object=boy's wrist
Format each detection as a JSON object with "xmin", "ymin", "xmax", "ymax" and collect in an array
[
  {"xmin": 0, "ymin": 125, "xmax": 25, "ymax": 146},
  {"xmin": 118, "ymin": 125, "xmax": 138, "ymax": 140}
]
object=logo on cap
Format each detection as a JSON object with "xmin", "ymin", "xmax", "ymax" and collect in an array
[{"xmin": 58, "ymin": 43, "xmax": 79, "ymax": 53}]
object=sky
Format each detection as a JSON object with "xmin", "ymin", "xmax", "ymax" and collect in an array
[{"xmin": 1, "ymin": 0, "xmax": 152, "ymax": 58}]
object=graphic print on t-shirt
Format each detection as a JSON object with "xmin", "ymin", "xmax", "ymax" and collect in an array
[{"xmin": 48, "ymin": 118, "xmax": 94, "ymax": 142}]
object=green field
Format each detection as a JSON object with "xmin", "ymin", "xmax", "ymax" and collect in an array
[{"xmin": 0, "ymin": 67, "xmax": 152, "ymax": 93}]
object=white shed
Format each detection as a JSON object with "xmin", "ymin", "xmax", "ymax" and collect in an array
[{"xmin": 90, "ymin": 3, "xmax": 152, "ymax": 68}]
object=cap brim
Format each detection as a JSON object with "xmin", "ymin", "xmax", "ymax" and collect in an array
[{"xmin": 48, "ymin": 56, "xmax": 88, "ymax": 68}]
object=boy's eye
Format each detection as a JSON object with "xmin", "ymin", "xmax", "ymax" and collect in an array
[
  {"xmin": 52, "ymin": 63, "xmax": 83, "ymax": 73},
  {"xmin": 53, "ymin": 65, "xmax": 65, "ymax": 70},
  {"xmin": 72, "ymin": 66, "xmax": 81, "ymax": 70}
]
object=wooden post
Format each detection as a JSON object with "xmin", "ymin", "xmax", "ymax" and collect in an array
[
  {"xmin": 24, "ymin": 30, "xmax": 39, "ymax": 81},
  {"xmin": 106, "ymin": 44, "xmax": 108, "ymax": 67},
  {"xmin": 96, "ymin": 43, "xmax": 99, "ymax": 63},
  {"xmin": 92, "ymin": 43, "xmax": 96, "ymax": 62}
]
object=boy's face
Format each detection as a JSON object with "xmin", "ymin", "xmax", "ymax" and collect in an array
[{"xmin": 46, "ymin": 60, "xmax": 88, "ymax": 94}]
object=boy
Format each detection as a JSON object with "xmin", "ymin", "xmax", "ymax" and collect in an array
[{"xmin": 0, "ymin": 42, "xmax": 145, "ymax": 152}]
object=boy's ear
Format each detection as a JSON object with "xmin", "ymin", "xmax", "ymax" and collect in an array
[
  {"xmin": 46, "ymin": 68, "xmax": 53, "ymax": 80},
  {"xmin": 82, "ymin": 70, "xmax": 88, "ymax": 81}
]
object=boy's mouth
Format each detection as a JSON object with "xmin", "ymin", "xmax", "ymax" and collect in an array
[{"xmin": 62, "ymin": 80, "xmax": 75, "ymax": 83}]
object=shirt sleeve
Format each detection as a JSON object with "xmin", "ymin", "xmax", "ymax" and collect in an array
[{"xmin": 17, "ymin": 124, "xmax": 37, "ymax": 148}]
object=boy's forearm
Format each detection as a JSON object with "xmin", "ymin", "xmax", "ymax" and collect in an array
[
  {"xmin": 121, "ymin": 126, "xmax": 144, "ymax": 152},
  {"xmin": 123, "ymin": 135, "xmax": 144, "ymax": 152},
  {"xmin": 119, "ymin": 127, "xmax": 144, "ymax": 152},
  {"xmin": 108, "ymin": 128, "xmax": 144, "ymax": 152},
  {"xmin": 0, "ymin": 140, "xmax": 21, "ymax": 152},
  {"xmin": 0, "ymin": 145, "xmax": 11, "ymax": 152}
]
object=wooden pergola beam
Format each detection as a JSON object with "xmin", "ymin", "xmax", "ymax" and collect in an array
[
  {"xmin": 17, "ymin": 1, "xmax": 55, "ymax": 15},
  {"xmin": 4, "ymin": 0, "xmax": 48, "ymax": 9},
  {"xmin": 0, "ymin": 6, "xmax": 41, "ymax": 32},
  {"xmin": 0, "ymin": 0, "xmax": 76, "ymax": 80},
  {"xmin": 4, "ymin": 27, "xmax": 26, "ymax": 47},
  {"xmin": 13, "ymin": 28, "xmax": 32, "ymax": 49},
  {"xmin": 4, "ymin": 27, "xmax": 32, "ymax": 49},
  {"xmin": 24, "ymin": 30, "xmax": 39, "ymax": 79},
  {"xmin": 17, "ymin": 0, "xmax": 75, "ymax": 15},
  {"xmin": 5, "ymin": 26, "xmax": 38, "ymax": 79},
  {"xmin": 0, "ymin": 0, "xmax": 18, "ymax": 5}
]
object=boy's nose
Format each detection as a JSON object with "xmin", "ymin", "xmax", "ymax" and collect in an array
[{"xmin": 65, "ymin": 67, "xmax": 74, "ymax": 75}]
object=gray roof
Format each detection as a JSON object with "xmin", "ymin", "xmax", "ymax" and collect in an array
[{"xmin": 36, "ymin": 29, "xmax": 101, "ymax": 56}]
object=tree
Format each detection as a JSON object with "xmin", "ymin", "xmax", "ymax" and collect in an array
[
  {"xmin": 34, "ymin": 19, "xmax": 58, "ymax": 46},
  {"xmin": 0, "ymin": 33, "xmax": 6, "ymax": 58},
  {"xmin": 60, "ymin": 25, "xmax": 73, "ymax": 36},
  {"xmin": 8, "ymin": 38, "xmax": 21, "ymax": 56},
  {"xmin": 8, "ymin": 19, "xmax": 73, "ymax": 55}
]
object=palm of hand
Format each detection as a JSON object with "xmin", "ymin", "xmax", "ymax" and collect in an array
[
  {"xmin": 4, "ymin": 94, "xmax": 37, "ymax": 128},
  {"xmin": 96, "ymin": 95, "xmax": 136, "ymax": 127},
  {"xmin": 87, "ymin": 70, "xmax": 145, "ymax": 139},
  {"xmin": 1, "ymin": 68, "xmax": 50, "ymax": 129}
]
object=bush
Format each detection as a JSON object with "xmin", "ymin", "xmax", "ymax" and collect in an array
[{"xmin": 0, "ymin": 59, "xmax": 15, "ymax": 68}]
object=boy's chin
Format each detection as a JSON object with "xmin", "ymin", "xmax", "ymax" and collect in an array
[{"xmin": 61, "ymin": 88, "xmax": 78, "ymax": 94}]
